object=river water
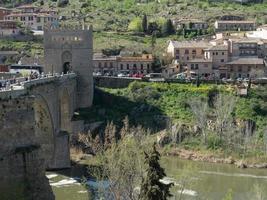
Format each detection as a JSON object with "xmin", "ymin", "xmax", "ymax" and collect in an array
[{"xmin": 48, "ymin": 156, "xmax": 267, "ymax": 200}]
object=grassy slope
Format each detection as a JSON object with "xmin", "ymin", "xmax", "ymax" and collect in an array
[
  {"xmin": 75, "ymin": 82, "xmax": 267, "ymax": 161},
  {"xmin": 77, "ymin": 82, "xmax": 267, "ymax": 131},
  {"xmin": 6, "ymin": 0, "xmax": 265, "ymax": 56}
]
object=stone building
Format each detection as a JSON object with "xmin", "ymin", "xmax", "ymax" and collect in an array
[
  {"xmin": 187, "ymin": 58, "xmax": 213, "ymax": 77},
  {"xmin": 0, "ymin": 20, "xmax": 20, "ymax": 36},
  {"xmin": 204, "ymin": 45, "xmax": 229, "ymax": 69},
  {"xmin": 167, "ymin": 40, "xmax": 212, "ymax": 64},
  {"xmin": 44, "ymin": 25, "xmax": 93, "ymax": 108},
  {"xmin": 93, "ymin": 53, "xmax": 154, "ymax": 75},
  {"xmin": 4, "ymin": 5, "xmax": 58, "ymax": 31},
  {"xmin": 0, "ymin": 7, "xmax": 12, "ymax": 20},
  {"xmin": 224, "ymin": 57, "xmax": 265, "ymax": 79},
  {"xmin": 214, "ymin": 20, "xmax": 256, "ymax": 32}
]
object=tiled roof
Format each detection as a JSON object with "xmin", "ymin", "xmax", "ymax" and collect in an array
[
  {"xmin": 169, "ymin": 40, "xmax": 212, "ymax": 48},
  {"xmin": 17, "ymin": 4, "xmax": 38, "ymax": 9},
  {"xmin": 226, "ymin": 57, "xmax": 264, "ymax": 65},
  {"xmin": 205, "ymin": 45, "xmax": 228, "ymax": 51},
  {"xmin": 187, "ymin": 58, "xmax": 212, "ymax": 63},
  {"xmin": 216, "ymin": 20, "xmax": 255, "ymax": 24}
]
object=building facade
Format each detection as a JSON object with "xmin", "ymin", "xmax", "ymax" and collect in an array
[
  {"xmin": 4, "ymin": 5, "xmax": 58, "ymax": 31},
  {"xmin": 215, "ymin": 20, "xmax": 256, "ymax": 32},
  {"xmin": 224, "ymin": 57, "xmax": 265, "ymax": 78},
  {"xmin": 44, "ymin": 25, "xmax": 93, "ymax": 108},
  {"xmin": 0, "ymin": 7, "xmax": 12, "ymax": 20},
  {"xmin": 0, "ymin": 20, "xmax": 20, "ymax": 36},
  {"xmin": 167, "ymin": 40, "xmax": 212, "ymax": 64},
  {"xmin": 93, "ymin": 53, "xmax": 154, "ymax": 75}
]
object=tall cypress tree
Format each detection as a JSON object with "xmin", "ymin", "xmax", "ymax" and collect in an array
[
  {"xmin": 142, "ymin": 14, "xmax": 148, "ymax": 33},
  {"xmin": 139, "ymin": 143, "xmax": 173, "ymax": 200}
]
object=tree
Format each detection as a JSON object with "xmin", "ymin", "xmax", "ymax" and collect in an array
[
  {"xmin": 189, "ymin": 98, "xmax": 208, "ymax": 144},
  {"xmin": 147, "ymin": 22, "xmax": 160, "ymax": 35},
  {"xmin": 142, "ymin": 14, "xmax": 148, "ymax": 34},
  {"xmin": 139, "ymin": 143, "xmax": 173, "ymax": 200},
  {"xmin": 161, "ymin": 19, "xmax": 175, "ymax": 36},
  {"xmin": 128, "ymin": 17, "xmax": 143, "ymax": 32}
]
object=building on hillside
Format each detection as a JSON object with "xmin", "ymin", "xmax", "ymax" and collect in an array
[
  {"xmin": 93, "ymin": 53, "xmax": 118, "ymax": 75},
  {"xmin": 173, "ymin": 19, "xmax": 208, "ymax": 31},
  {"xmin": 93, "ymin": 53, "xmax": 154, "ymax": 75},
  {"xmin": 4, "ymin": 4, "xmax": 58, "ymax": 31},
  {"xmin": 186, "ymin": 58, "xmax": 213, "ymax": 78},
  {"xmin": 204, "ymin": 45, "xmax": 229, "ymax": 69},
  {"xmin": 228, "ymin": 38, "xmax": 267, "ymax": 58},
  {"xmin": 219, "ymin": 15, "xmax": 244, "ymax": 21},
  {"xmin": 0, "ymin": 20, "xmax": 20, "ymax": 36},
  {"xmin": 166, "ymin": 40, "xmax": 212, "ymax": 64},
  {"xmin": 224, "ymin": 57, "xmax": 265, "ymax": 78},
  {"xmin": 246, "ymin": 25, "xmax": 267, "ymax": 40},
  {"xmin": 214, "ymin": 20, "xmax": 256, "ymax": 32},
  {"xmin": 16, "ymin": 4, "xmax": 39, "ymax": 13},
  {"xmin": 0, "ymin": 7, "xmax": 12, "ymax": 20},
  {"xmin": 161, "ymin": 61, "xmax": 180, "ymax": 78},
  {"xmin": 5, "ymin": 13, "xmax": 57, "ymax": 30}
]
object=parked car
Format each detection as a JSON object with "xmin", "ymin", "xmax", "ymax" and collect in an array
[
  {"xmin": 96, "ymin": 72, "xmax": 102, "ymax": 76},
  {"xmin": 118, "ymin": 73, "xmax": 128, "ymax": 77},
  {"xmin": 146, "ymin": 73, "xmax": 165, "ymax": 82}
]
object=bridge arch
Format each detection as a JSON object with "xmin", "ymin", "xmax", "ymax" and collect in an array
[{"xmin": 34, "ymin": 94, "xmax": 55, "ymax": 168}]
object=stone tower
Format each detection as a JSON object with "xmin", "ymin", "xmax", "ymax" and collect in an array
[{"xmin": 44, "ymin": 25, "xmax": 93, "ymax": 108}]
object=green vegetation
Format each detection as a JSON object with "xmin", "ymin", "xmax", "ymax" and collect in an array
[
  {"xmin": 76, "ymin": 82, "xmax": 267, "ymax": 162},
  {"xmin": 139, "ymin": 143, "xmax": 173, "ymax": 200},
  {"xmin": 1, "ymin": 0, "xmax": 266, "ymax": 56}
]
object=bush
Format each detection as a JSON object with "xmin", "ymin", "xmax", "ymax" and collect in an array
[
  {"xmin": 207, "ymin": 133, "xmax": 223, "ymax": 150},
  {"xmin": 57, "ymin": 0, "xmax": 69, "ymax": 7}
]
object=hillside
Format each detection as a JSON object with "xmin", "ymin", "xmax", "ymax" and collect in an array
[{"xmin": 1, "ymin": 0, "xmax": 267, "ymax": 55}]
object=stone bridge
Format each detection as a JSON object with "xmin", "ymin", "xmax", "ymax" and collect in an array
[
  {"xmin": 0, "ymin": 74, "xmax": 91, "ymax": 199},
  {"xmin": 0, "ymin": 74, "xmax": 79, "ymax": 169},
  {"xmin": 0, "ymin": 26, "xmax": 94, "ymax": 199}
]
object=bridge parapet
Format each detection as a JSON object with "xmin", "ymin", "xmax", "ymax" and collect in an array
[{"xmin": 0, "ymin": 73, "xmax": 77, "ymax": 100}]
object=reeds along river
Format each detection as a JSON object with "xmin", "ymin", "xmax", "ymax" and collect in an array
[{"xmin": 48, "ymin": 156, "xmax": 267, "ymax": 200}]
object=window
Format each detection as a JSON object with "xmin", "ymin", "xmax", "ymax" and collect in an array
[
  {"xmin": 187, "ymin": 56, "xmax": 189, "ymax": 60},
  {"xmin": 195, "ymin": 64, "xmax": 199, "ymax": 69},
  {"xmin": 216, "ymin": 52, "xmax": 218, "ymax": 55},
  {"xmin": 127, "ymin": 64, "xmax": 129, "ymax": 70},
  {"xmin": 110, "ymin": 62, "xmax": 113, "ymax": 68},
  {"xmin": 176, "ymin": 55, "xmax": 179, "ymax": 59},
  {"xmin": 120, "ymin": 64, "xmax": 123, "ymax": 70},
  {"xmin": 185, "ymin": 49, "xmax": 189, "ymax": 54},
  {"xmin": 238, "ymin": 66, "xmax": 242, "ymax": 72},
  {"xmin": 192, "ymin": 49, "xmax": 196, "ymax": 54},
  {"xmin": 141, "ymin": 64, "xmax": 143, "ymax": 70},
  {"xmin": 104, "ymin": 62, "xmax": 107, "ymax": 68},
  {"xmin": 176, "ymin": 50, "xmax": 180, "ymax": 54},
  {"xmin": 230, "ymin": 66, "xmax": 233, "ymax": 72},
  {"xmin": 221, "ymin": 59, "xmax": 224, "ymax": 63},
  {"xmin": 222, "ymin": 52, "xmax": 225, "ymax": 55},
  {"xmin": 98, "ymin": 63, "xmax": 102, "ymax": 68},
  {"xmin": 147, "ymin": 64, "xmax": 150, "ymax": 69},
  {"xmin": 191, "ymin": 64, "xmax": 194, "ymax": 69},
  {"xmin": 133, "ymin": 64, "xmax": 137, "ymax": 69}
]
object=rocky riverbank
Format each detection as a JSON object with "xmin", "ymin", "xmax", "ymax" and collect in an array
[{"xmin": 164, "ymin": 148, "xmax": 267, "ymax": 169}]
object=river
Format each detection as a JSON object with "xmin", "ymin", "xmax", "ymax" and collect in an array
[{"xmin": 48, "ymin": 156, "xmax": 267, "ymax": 200}]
